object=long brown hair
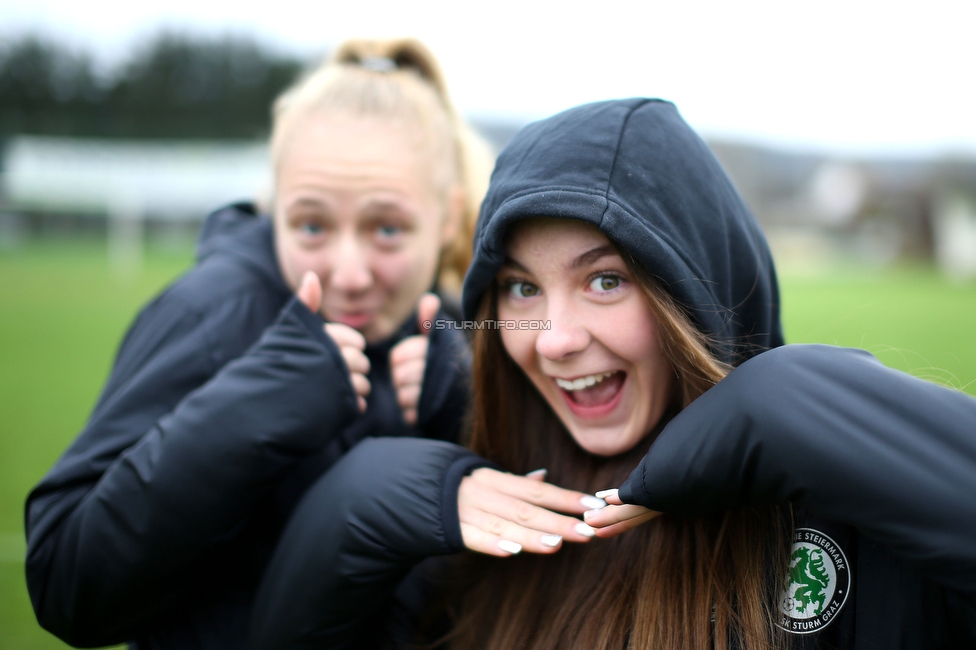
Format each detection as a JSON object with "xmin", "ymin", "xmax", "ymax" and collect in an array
[{"xmin": 443, "ymin": 248, "xmax": 791, "ymax": 650}]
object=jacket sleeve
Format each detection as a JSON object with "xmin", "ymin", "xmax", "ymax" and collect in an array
[
  {"xmin": 416, "ymin": 313, "xmax": 472, "ymax": 443},
  {"xmin": 248, "ymin": 437, "xmax": 488, "ymax": 650},
  {"xmin": 25, "ymin": 295, "xmax": 360, "ymax": 647},
  {"xmin": 617, "ymin": 344, "xmax": 976, "ymax": 597}
]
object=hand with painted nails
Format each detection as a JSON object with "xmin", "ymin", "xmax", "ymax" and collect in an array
[
  {"xmin": 297, "ymin": 271, "xmax": 371, "ymax": 413},
  {"xmin": 389, "ymin": 293, "xmax": 440, "ymax": 425},
  {"xmin": 459, "ymin": 467, "xmax": 607, "ymax": 557},
  {"xmin": 581, "ymin": 488, "xmax": 661, "ymax": 538}
]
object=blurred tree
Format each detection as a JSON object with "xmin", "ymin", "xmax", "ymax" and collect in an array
[
  {"xmin": 106, "ymin": 32, "xmax": 305, "ymax": 138},
  {"xmin": 0, "ymin": 32, "xmax": 306, "ymax": 140},
  {"xmin": 0, "ymin": 35, "xmax": 105, "ymax": 137}
]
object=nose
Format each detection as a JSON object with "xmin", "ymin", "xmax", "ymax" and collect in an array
[
  {"xmin": 534, "ymin": 296, "xmax": 590, "ymax": 361},
  {"xmin": 328, "ymin": 234, "xmax": 372, "ymax": 294}
]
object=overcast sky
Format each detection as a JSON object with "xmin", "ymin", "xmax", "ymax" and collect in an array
[{"xmin": 3, "ymin": 0, "xmax": 974, "ymax": 156}]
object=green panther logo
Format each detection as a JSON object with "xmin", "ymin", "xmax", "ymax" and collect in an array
[
  {"xmin": 787, "ymin": 546, "xmax": 830, "ymax": 616},
  {"xmin": 779, "ymin": 528, "xmax": 850, "ymax": 635}
]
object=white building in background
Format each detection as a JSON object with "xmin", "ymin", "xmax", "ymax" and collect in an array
[
  {"xmin": 4, "ymin": 133, "xmax": 976, "ymax": 280},
  {"xmin": 0, "ymin": 136, "xmax": 271, "ymax": 269},
  {"xmin": 1, "ymin": 135, "xmax": 271, "ymax": 218},
  {"xmin": 934, "ymin": 193, "xmax": 976, "ymax": 281}
]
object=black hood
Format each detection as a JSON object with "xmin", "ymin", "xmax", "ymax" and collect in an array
[{"xmin": 462, "ymin": 98, "xmax": 783, "ymax": 363}]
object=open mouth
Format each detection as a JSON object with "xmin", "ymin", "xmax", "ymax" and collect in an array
[
  {"xmin": 329, "ymin": 310, "xmax": 375, "ymax": 329},
  {"xmin": 555, "ymin": 371, "xmax": 626, "ymax": 408}
]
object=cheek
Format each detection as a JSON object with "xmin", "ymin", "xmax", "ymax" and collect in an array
[
  {"xmin": 617, "ymin": 324, "xmax": 663, "ymax": 366},
  {"xmin": 371, "ymin": 242, "xmax": 439, "ymax": 296},
  {"xmin": 278, "ymin": 240, "xmax": 330, "ymax": 286},
  {"xmin": 599, "ymin": 305, "xmax": 672, "ymax": 392},
  {"xmin": 495, "ymin": 295, "xmax": 529, "ymax": 321},
  {"xmin": 604, "ymin": 302, "xmax": 664, "ymax": 361},
  {"xmin": 625, "ymin": 320, "xmax": 674, "ymax": 403},
  {"xmin": 499, "ymin": 329, "xmax": 538, "ymax": 376},
  {"xmin": 274, "ymin": 222, "xmax": 305, "ymax": 290}
]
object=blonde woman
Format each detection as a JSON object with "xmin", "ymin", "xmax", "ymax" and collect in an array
[{"xmin": 25, "ymin": 38, "xmax": 492, "ymax": 649}]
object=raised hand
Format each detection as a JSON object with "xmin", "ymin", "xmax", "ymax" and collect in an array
[
  {"xmin": 582, "ymin": 488, "xmax": 660, "ymax": 538},
  {"xmin": 459, "ymin": 467, "xmax": 610, "ymax": 557},
  {"xmin": 389, "ymin": 293, "xmax": 440, "ymax": 425},
  {"xmin": 297, "ymin": 271, "xmax": 371, "ymax": 413}
]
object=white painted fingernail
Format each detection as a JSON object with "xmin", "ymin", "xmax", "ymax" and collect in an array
[
  {"xmin": 595, "ymin": 489, "xmax": 618, "ymax": 499},
  {"xmin": 497, "ymin": 540, "xmax": 522, "ymax": 554},
  {"xmin": 580, "ymin": 495, "xmax": 607, "ymax": 510},
  {"xmin": 525, "ymin": 468, "xmax": 548, "ymax": 478},
  {"xmin": 575, "ymin": 522, "xmax": 596, "ymax": 537},
  {"xmin": 583, "ymin": 509, "xmax": 597, "ymax": 520},
  {"xmin": 541, "ymin": 534, "xmax": 562, "ymax": 547}
]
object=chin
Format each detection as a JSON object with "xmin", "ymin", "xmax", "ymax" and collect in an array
[
  {"xmin": 361, "ymin": 325, "xmax": 387, "ymax": 344},
  {"xmin": 568, "ymin": 425, "xmax": 640, "ymax": 458}
]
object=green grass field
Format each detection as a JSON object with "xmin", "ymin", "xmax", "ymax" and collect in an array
[
  {"xmin": 781, "ymin": 265, "xmax": 976, "ymax": 393},
  {"xmin": 1, "ymin": 240, "xmax": 974, "ymax": 649},
  {"xmin": 0, "ymin": 241, "xmax": 192, "ymax": 650}
]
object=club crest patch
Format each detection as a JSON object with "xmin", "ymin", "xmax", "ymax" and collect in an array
[{"xmin": 778, "ymin": 528, "xmax": 850, "ymax": 635}]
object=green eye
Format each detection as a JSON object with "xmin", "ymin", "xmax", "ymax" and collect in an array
[
  {"xmin": 590, "ymin": 275, "xmax": 620, "ymax": 292},
  {"xmin": 508, "ymin": 281, "xmax": 539, "ymax": 298}
]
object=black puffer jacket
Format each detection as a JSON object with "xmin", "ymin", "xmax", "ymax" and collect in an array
[
  {"xmin": 24, "ymin": 203, "xmax": 471, "ymax": 649},
  {"xmin": 248, "ymin": 100, "xmax": 976, "ymax": 649}
]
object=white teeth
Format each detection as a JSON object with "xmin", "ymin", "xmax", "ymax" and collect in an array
[{"xmin": 555, "ymin": 371, "xmax": 617, "ymax": 392}]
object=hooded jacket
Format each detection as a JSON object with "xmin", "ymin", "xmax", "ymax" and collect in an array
[
  {"xmin": 247, "ymin": 100, "xmax": 976, "ymax": 649},
  {"xmin": 24, "ymin": 203, "xmax": 472, "ymax": 649}
]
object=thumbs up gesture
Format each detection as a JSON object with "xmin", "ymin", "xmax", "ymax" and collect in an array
[
  {"xmin": 389, "ymin": 293, "xmax": 440, "ymax": 425},
  {"xmin": 297, "ymin": 272, "xmax": 371, "ymax": 413}
]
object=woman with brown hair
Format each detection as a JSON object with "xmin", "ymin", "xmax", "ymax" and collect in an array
[
  {"xmin": 249, "ymin": 99, "xmax": 976, "ymax": 649},
  {"xmin": 25, "ymin": 38, "xmax": 493, "ymax": 649}
]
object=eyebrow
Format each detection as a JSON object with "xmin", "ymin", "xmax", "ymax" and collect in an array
[
  {"xmin": 361, "ymin": 199, "xmax": 415, "ymax": 219},
  {"xmin": 570, "ymin": 244, "xmax": 617, "ymax": 269},
  {"xmin": 502, "ymin": 244, "xmax": 618, "ymax": 274},
  {"xmin": 501, "ymin": 256, "xmax": 529, "ymax": 273},
  {"xmin": 288, "ymin": 197, "xmax": 328, "ymax": 210},
  {"xmin": 363, "ymin": 197, "xmax": 410, "ymax": 210}
]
